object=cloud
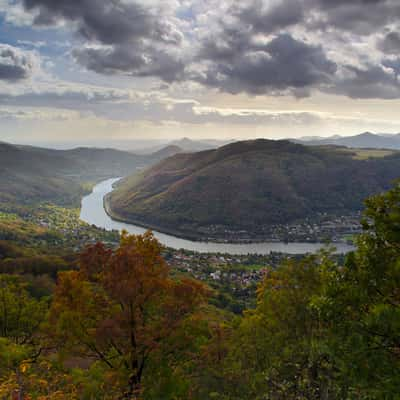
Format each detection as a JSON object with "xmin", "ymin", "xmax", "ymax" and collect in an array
[
  {"xmin": 3, "ymin": 0, "xmax": 400, "ymax": 100},
  {"xmin": 0, "ymin": 81, "xmax": 326, "ymax": 126},
  {"xmin": 233, "ymin": 0, "xmax": 304, "ymax": 34},
  {"xmin": 0, "ymin": 83, "xmax": 399, "ymax": 141},
  {"xmin": 196, "ymin": 33, "xmax": 337, "ymax": 96},
  {"xmin": 0, "ymin": 44, "xmax": 37, "ymax": 81},
  {"xmin": 382, "ymin": 58, "xmax": 400, "ymax": 77},
  {"xmin": 190, "ymin": 0, "xmax": 400, "ymax": 98},
  {"xmin": 379, "ymin": 31, "xmax": 400, "ymax": 54},
  {"xmin": 0, "ymin": 106, "xmax": 82, "ymax": 121},
  {"xmin": 0, "ymin": 83, "xmax": 137, "ymax": 109},
  {"xmin": 188, "ymin": 105, "xmax": 325, "ymax": 125},
  {"xmin": 20, "ymin": 0, "xmax": 185, "ymax": 80},
  {"xmin": 309, "ymin": 0, "xmax": 400, "ymax": 35},
  {"xmin": 328, "ymin": 63, "xmax": 400, "ymax": 99},
  {"xmin": 17, "ymin": 40, "xmax": 46, "ymax": 49},
  {"xmin": 22, "ymin": 0, "xmax": 183, "ymax": 44},
  {"xmin": 0, "ymin": 0, "xmax": 34, "ymax": 25},
  {"xmin": 73, "ymin": 44, "xmax": 184, "ymax": 82}
]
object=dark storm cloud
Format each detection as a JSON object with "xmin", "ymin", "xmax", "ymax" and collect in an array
[
  {"xmin": 225, "ymin": 0, "xmax": 400, "ymax": 37},
  {"xmin": 197, "ymin": 33, "xmax": 336, "ymax": 96},
  {"xmin": 315, "ymin": 0, "xmax": 386, "ymax": 8},
  {"xmin": 379, "ymin": 31, "xmax": 400, "ymax": 54},
  {"xmin": 21, "ymin": 0, "xmax": 184, "ymax": 80},
  {"xmin": 311, "ymin": 0, "xmax": 400, "ymax": 35},
  {"xmin": 15, "ymin": 0, "xmax": 400, "ymax": 99},
  {"xmin": 73, "ymin": 44, "xmax": 184, "ymax": 82},
  {"xmin": 0, "ymin": 44, "xmax": 35, "ymax": 81},
  {"xmin": 329, "ymin": 64, "xmax": 400, "ymax": 99},
  {"xmin": 193, "ymin": 0, "xmax": 400, "ymax": 98},
  {"xmin": 234, "ymin": 0, "xmax": 305, "ymax": 34},
  {"xmin": 22, "ymin": 0, "xmax": 181, "ymax": 44}
]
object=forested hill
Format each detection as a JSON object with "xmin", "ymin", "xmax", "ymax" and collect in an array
[
  {"xmin": 109, "ymin": 139, "xmax": 400, "ymax": 238},
  {"xmin": 0, "ymin": 142, "xmax": 162, "ymax": 206}
]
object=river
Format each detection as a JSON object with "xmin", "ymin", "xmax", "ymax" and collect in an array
[{"xmin": 80, "ymin": 178, "xmax": 355, "ymax": 255}]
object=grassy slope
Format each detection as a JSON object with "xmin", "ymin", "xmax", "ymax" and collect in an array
[{"xmin": 109, "ymin": 139, "xmax": 400, "ymax": 234}]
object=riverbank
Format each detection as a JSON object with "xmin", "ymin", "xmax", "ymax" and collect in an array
[
  {"xmin": 105, "ymin": 194, "xmax": 357, "ymax": 245},
  {"xmin": 104, "ymin": 193, "xmax": 238, "ymax": 243},
  {"xmin": 81, "ymin": 178, "xmax": 355, "ymax": 254}
]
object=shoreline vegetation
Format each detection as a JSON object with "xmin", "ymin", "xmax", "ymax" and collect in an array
[
  {"xmin": 104, "ymin": 193, "xmax": 225, "ymax": 243},
  {"xmin": 104, "ymin": 177, "xmax": 358, "ymax": 246},
  {"xmin": 104, "ymin": 192, "xmax": 358, "ymax": 245}
]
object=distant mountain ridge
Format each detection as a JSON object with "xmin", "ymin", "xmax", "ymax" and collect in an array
[
  {"xmin": 148, "ymin": 145, "xmax": 183, "ymax": 160},
  {"xmin": 293, "ymin": 132, "xmax": 400, "ymax": 149},
  {"xmin": 168, "ymin": 138, "xmax": 217, "ymax": 152},
  {"xmin": 134, "ymin": 137, "xmax": 236, "ymax": 154},
  {"xmin": 108, "ymin": 139, "xmax": 400, "ymax": 241}
]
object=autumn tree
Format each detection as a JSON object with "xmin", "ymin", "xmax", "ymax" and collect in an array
[{"xmin": 50, "ymin": 231, "xmax": 209, "ymax": 399}]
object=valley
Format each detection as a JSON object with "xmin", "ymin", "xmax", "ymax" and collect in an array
[
  {"xmin": 82, "ymin": 178, "xmax": 355, "ymax": 253},
  {"xmin": 0, "ymin": 137, "xmax": 398, "ymax": 398},
  {"xmin": 0, "ymin": 1, "xmax": 398, "ymax": 394},
  {"xmin": 1, "ymin": 137, "xmax": 395, "ymax": 250},
  {"xmin": 0, "ymin": 141, "xmax": 177, "ymax": 206}
]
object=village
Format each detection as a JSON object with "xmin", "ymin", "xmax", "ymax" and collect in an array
[
  {"xmin": 163, "ymin": 248, "xmax": 308, "ymax": 312},
  {"xmin": 1, "ymin": 200, "xmax": 350, "ymax": 312},
  {"xmin": 198, "ymin": 212, "xmax": 362, "ymax": 243},
  {"xmin": 16, "ymin": 204, "xmax": 120, "ymax": 250}
]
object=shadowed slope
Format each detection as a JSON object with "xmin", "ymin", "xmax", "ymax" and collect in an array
[{"xmin": 109, "ymin": 139, "xmax": 400, "ymax": 238}]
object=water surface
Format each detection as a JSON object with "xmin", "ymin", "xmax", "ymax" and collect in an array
[{"xmin": 80, "ymin": 178, "xmax": 355, "ymax": 255}]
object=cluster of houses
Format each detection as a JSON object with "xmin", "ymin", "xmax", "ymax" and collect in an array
[
  {"xmin": 26, "ymin": 205, "xmax": 119, "ymax": 250},
  {"xmin": 198, "ymin": 213, "xmax": 361, "ymax": 243},
  {"xmin": 165, "ymin": 249, "xmax": 288, "ymax": 290}
]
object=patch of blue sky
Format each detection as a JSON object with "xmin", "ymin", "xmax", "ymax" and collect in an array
[{"xmin": 0, "ymin": 15, "xmax": 71, "ymax": 56}]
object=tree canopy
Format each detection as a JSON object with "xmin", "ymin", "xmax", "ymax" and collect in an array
[{"xmin": 0, "ymin": 184, "xmax": 400, "ymax": 398}]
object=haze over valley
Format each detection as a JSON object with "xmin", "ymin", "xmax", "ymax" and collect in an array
[{"xmin": 0, "ymin": 0, "xmax": 399, "ymax": 398}]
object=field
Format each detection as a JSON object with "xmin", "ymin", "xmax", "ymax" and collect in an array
[{"xmin": 349, "ymin": 148, "xmax": 397, "ymax": 160}]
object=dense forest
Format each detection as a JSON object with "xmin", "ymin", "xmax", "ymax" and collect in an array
[
  {"xmin": 109, "ymin": 139, "xmax": 400, "ymax": 240},
  {"xmin": 0, "ymin": 183, "xmax": 399, "ymax": 399}
]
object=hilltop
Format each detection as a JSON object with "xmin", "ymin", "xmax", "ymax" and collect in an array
[{"xmin": 108, "ymin": 139, "xmax": 400, "ymax": 240}]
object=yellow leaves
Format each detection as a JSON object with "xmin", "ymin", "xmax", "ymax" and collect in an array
[
  {"xmin": 38, "ymin": 378, "xmax": 49, "ymax": 387},
  {"xmin": 0, "ymin": 374, "xmax": 19, "ymax": 397},
  {"xmin": 20, "ymin": 362, "xmax": 29, "ymax": 373}
]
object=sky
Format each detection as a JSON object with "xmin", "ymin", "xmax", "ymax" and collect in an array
[{"xmin": 0, "ymin": 0, "xmax": 399, "ymax": 147}]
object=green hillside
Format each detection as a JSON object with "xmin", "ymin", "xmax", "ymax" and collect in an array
[
  {"xmin": 109, "ymin": 139, "xmax": 400, "ymax": 238},
  {"xmin": 0, "ymin": 143, "xmax": 150, "ymax": 207}
]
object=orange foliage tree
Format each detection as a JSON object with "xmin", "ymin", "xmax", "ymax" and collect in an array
[{"xmin": 49, "ymin": 231, "xmax": 209, "ymax": 398}]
